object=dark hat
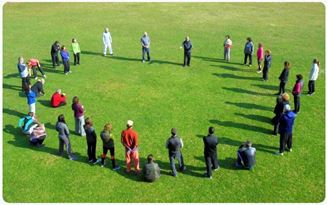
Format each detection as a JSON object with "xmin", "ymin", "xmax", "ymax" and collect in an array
[{"xmin": 171, "ymin": 128, "xmax": 177, "ymax": 135}]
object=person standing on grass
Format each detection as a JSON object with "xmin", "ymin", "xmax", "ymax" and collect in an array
[
  {"xmin": 121, "ymin": 120, "xmax": 140, "ymax": 173},
  {"xmin": 31, "ymin": 79, "xmax": 45, "ymax": 97},
  {"xmin": 272, "ymin": 93, "xmax": 290, "ymax": 135},
  {"xmin": 223, "ymin": 35, "xmax": 232, "ymax": 62},
  {"xmin": 276, "ymin": 104, "xmax": 296, "ymax": 156},
  {"xmin": 292, "ymin": 74, "xmax": 304, "ymax": 113},
  {"xmin": 27, "ymin": 58, "xmax": 46, "ymax": 79},
  {"xmin": 181, "ymin": 36, "xmax": 192, "ymax": 67},
  {"xmin": 51, "ymin": 89, "xmax": 67, "ymax": 108},
  {"xmin": 276, "ymin": 61, "xmax": 291, "ymax": 95},
  {"xmin": 51, "ymin": 41, "xmax": 61, "ymax": 68},
  {"xmin": 243, "ymin": 37, "xmax": 254, "ymax": 66},
  {"xmin": 256, "ymin": 43, "xmax": 264, "ymax": 73},
  {"xmin": 308, "ymin": 58, "xmax": 320, "ymax": 96},
  {"xmin": 71, "ymin": 96, "xmax": 86, "ymax": 136},
  {"xmin": 235, "ymin": 141, "xmax": 256, "ymax": 170},
  {"xmin": 262, "ymin": 49, "xmax": 272, "ymax": 81},
  {"xmin": 103, "ymin": 27, "xmax": 113, "ymax": 56},
  {"xmin": 17, "ymin": 56, "xmax": 30, "ymax": 91},
  {"xmin": 60, "ymin": 45, "xmax": 71, "ymax": 75},
  {"xmin": 71, "ymin": 38, "xmax": 81, "ymax": 65},
  {"xmin": 84, "ymin": 118, "xmax": 97, "ymax": 163},
  {"xmin": 166, "ymin": 128, "xmax": 186, "ymax": 177},
  {"xmin": 56, "ymin": 114, "xmax": 76, "ymax": 160},
  {"xmin": 100, "ymin": 123, "xmax": 120, "ymax": 170},
  {"xmin": 142, "ymin": 154, "xmax": 161, "ymax": 182},
  {"xmin": 26, "ymin": 84, "xmax": 37, "ymax": 114},
  {"xmin": 141, "ymin": 32, "xmax": 151, "ymax": 63},
  {"xmin": 203, "ymin": 126, "xmax": 219, "ymax": 179}
]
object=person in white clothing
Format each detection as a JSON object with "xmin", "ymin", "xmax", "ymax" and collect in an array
[
  {"xmin": 223, "ymin": 35, "xmax": 232, "ymax": 62},
  {"xmin": 308, "ymin": 58, "xmax": 320, "ymax": 95},
  {"xmin": 103, "ymin": 27, "xmax": 113, "ymax": 56}
]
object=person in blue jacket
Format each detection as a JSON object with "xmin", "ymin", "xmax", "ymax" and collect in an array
[
  {"xmin": 244, "ymin": 37, "xmax": 254, "ymax": 66},
  {"xmin": 60, "ymin": 45, "xmax": 71, "ymax": 75},
  {"xmin": 276, "ymin": 104, "xmax": 297, "ymax": 156},
  {"xmin": 26, "ymin": 84, "xmax": 37, "ymax": 114}
]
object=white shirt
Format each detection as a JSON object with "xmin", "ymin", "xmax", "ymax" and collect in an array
[
  {"xmin": 309, "ymin": 63, "xmax": 319, "ymax": 81},
  {"xmin": 103, "ymin": 31, "xmax": 112, "ymax": 44}
]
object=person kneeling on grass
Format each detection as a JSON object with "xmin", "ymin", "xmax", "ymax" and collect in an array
[
  {"xmin": 99, "ymin": 123, "xmax": 120, "ymax": 170},
  {"xmin": 29, "ymin": 123, "xmax": 47, "ymax": 147},
  {"xmin": 18, "ymin": 112, "xmax": 38, "ymax": 135},
  {"xmin": 142, "ymin": 154, "xmax": 160, "ymax": 182},
  {"xmin": 51, "ymin": 89, "xmax": 67, "ymax": 108},
  {"xmin": 236, "ymin": 141, "xmax": 256, "ymax": 170},
  {"xmin": 31, "ymin": 79, "xmax": 45, "ymax": 97}
]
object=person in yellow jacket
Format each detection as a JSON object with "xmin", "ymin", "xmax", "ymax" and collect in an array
[{"xmin": 71, "ymin": 38, "xmax": 81, "ymax": 65}]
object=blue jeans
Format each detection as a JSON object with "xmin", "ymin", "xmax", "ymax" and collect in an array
[
  {"xmin": 142, "ymin": 47, "xmax": 150, "ymax": 61},
  {"xmin": 169, "ymin": 151, "xmax": 185, "ymax": 176}
]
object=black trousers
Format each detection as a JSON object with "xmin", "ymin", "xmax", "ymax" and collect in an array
[
  {"xmin": 293, "ymin": 95, "xmax": 300, "ymax": 113},
  {"xmin": 32, "ymin": 66, "xmax": 45, "ymax": 78},
  {"xmin": 204, "ymin": 153, "xmax": 219, "ymax": 177},
  {"xmin": 279, "ymin": 132, "xmax": 293, "ymax": 153},
  {"xmin": 21, "ymin": 77, "xmax": 30, "ymax": 91},
  {"xmin": 101, "ymin": 146, "xmax": 116, "ymax": 168},
  {"xmin": 51, "ymin": 53, "xmax": 60, "ymax": 67},
  {"xmin": 262, "ymin": 66, "xmax": 269, "ymax": 80},
  {"xmin": 184, "ymin": 52, "xmax": 191, "ymax": 66},
  {"xmin": 63, "ymin": 60, "xmax": 70, "ymax": 73},
  {"xmin": 244, "ymin": 53, "xmax": 252, "ymax": 65},
  {"xmin": 74, "ymin": 53, "xmax": 80, "ymax": 65},
  {"xmin": 308, "ymin": 80, "xmax": 315, "ymax": 94},
  {"xmin": 278, "ymin": 81, "xmax": 286, "ymax": 94},
  {"xmin": 87, "ymin": 141, "xmax": 97, "ymax": 161}
]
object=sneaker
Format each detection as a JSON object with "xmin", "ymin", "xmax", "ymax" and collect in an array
[
  {"xmin": 69, "ymin": 156, "xmax": 77, "ymax": 160},
  {"xmin": 43, "ymin": 75, "xmax": 47, "ymax": 78},
  {"xmin": 288, "ymin": 148, "xmax": 292, "ymax": 152},
  {"xmin": 248, "ymin": 64, "xmax": 252, "ymax": 67},
  {"xmin": 65, "ymin": 72, "xmax": 68, "ymax": 75},
  {"xmin": 88, "ymin": 159, "xmax": 93, "ymax": 163},
  {"xmin": 69, "ymin": 71, "xmax": 72, "ymax": 73},
  {"xmin": 113, "ymin": 166, "xmax": 120, "ymax": 171},
  {"xmin": 213, "ymin": 167, "xmax": 220, "ymax": 171},
  {"xmin": 34, "ymin": 77, "xmax": 38, "ymax": 80},
  {"xmin": 275, "ymin": 151, "xmax": 283, "ymax": 156},
  {"xmin": 94, "ymin": 159, "xmax": 101, "ymax": 164},
  {"xmin": 257, "ymin": 70, "xmax": 262, "ymax": 73},
  {"xmin": 101, "ymin": 164, "xmax": 105, "ymax": 167},
  {"xmin": 172, "ymin": 173, "xmax": 177, "ymax": 177},
  {"xmin": 142, "ymin": 60, "xmax": 145, "ymax": 63}
]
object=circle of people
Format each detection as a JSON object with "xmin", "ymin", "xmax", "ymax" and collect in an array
[{"xmin": 16, "ymin": 28, "xmax": 320, "ymax": 182}]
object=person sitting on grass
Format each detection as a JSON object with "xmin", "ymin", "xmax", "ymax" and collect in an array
[
  {"xmin": 100, "ymin": 123, "xmax": 120, "ymax": 170},
  {"xmin": 29, "ymin": 123, "xmax": 47, "ymax": 147},
  {"xmin": 142, "ymin": 154, "xmax": 160, "ymax": 182},
  {"xmin": 51, "ymin": 89, "xmax": 67, "ymax": 108},
  {"xmin": 18, "ymin": 112, "xmax": 38, "ymax": 135},
  {"xmin": 31, "ymin": 79, "xmax": 45, "ymax": 97},
  {"xmin": 235, "ymin": 141, "xmax": 256, "ymax": 170}
]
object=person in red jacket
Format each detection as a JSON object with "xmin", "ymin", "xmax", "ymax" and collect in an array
[
  {"xmin": 292, "ymin": 74, "xmax": 303, "ymax": 113},
  {"xmin": 51, "ymin": 89, "xmax": 67, "ymax": 107},
  {"xmin": 121, "ymin": 120, "xmax": 140, "ymax": 173}
]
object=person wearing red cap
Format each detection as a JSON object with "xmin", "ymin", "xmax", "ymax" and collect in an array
[{"xmin": 121, "ymin": 120, "xmax": 140, "ymax": 173}]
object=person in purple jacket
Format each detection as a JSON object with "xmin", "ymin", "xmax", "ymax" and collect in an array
[
  {"xmin": 71, "ymin": 96, "xmax": 86, "ymax": 136},
  {"xmin": 60, "ymin": 45, "xmax": 71, "ymax": 75},
  {"xmin": 276, "ymin": 104, "xmax": 297, "ymax": 156}
]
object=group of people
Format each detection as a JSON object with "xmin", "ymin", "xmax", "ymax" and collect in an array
[{"xmin": 14, "ymin": 29, "xmax": 321, "ymax": 183}]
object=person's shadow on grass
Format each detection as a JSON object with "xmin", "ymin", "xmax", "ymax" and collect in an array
[
  {"xmin": 3, "ymin": 108, "xmax": 26, "ymax": 118},
  {"xmin": 38, "ymin": 99, "xmax": 53, "ymax": 108},
  {"xmin": 224, "ymin": 101, "xmax": 273, "ymax": 112},
  {"xmin": 193, "ymin": 55, "xmax": 243, "ymax": 66},
  {"xmin": 213, "ymin": 73, "xmax": 260, "ymax": 81}
]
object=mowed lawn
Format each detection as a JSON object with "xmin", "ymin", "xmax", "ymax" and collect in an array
[{"xmin": 2, "ymin": 2, "xmax": 325, "ymax": 203}]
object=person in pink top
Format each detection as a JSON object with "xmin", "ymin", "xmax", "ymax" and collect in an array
[
  {"xmin": 292, "ymin": 74, "xmax": 303, "ymax": 113},
  {"xmin": 256, "ymin": 43, "xmax": 264, "ymax": 73},
  {"xmin": 27, "ymin": 58, "xmax": 46, "ymax": 79}
]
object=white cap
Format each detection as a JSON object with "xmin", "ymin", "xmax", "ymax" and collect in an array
[
  {"xmin": 284, "ymin": 104, "xmax": 291, "ymax": 112},
  {"xmin": 127, "ymin": 120, "xmax": 133, "ymax": 127}
]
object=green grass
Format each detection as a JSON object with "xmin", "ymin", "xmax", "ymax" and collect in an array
[{"xmin": 2, "ymin": 2, "xmax": 325, "ymax": 203}]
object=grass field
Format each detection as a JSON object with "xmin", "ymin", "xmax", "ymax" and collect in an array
[{"xmin": 2, "ymin": 2, "xmax": 325, "ymax": 203}]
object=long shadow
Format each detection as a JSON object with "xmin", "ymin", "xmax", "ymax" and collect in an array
[
  {"xmin": 111, "ymin": 56, "xmax": 141, "ymax": 62},
  {"xmin": 110, "ymin": 56, "xmax": 182, "ymax": 66},
  {"xmin": 193, "ymin": 55, "xmax": 243, "ymax": 66},
  {"xmin": 155, "ymin": 159, "xmax": 204, "ymax": 178},
  {"xmin": 151, "ymin": 59, "xmax": 181, "ymax": 66},
  {"xmin": 251, "ymin": 83, "xmax": 277, "ymax": 91},
  {"xmin": 3, "ymin": 73, "xmax": 19, "ymax": 79},
  {"xmin": 82, "ymin": 50, "xmax": 103, "ymax": 56},
  {"xmin": 3, "ymin": 108, "xmax": 26, "ymax": 118},
  {"xmin": 38, "ymin": 99, "xmax": 53, "ymax": 108},
  {"xmin": 3, "ymin": 83, "xmax": 22, "ymax": 91},
  {"xmin": 4, "ymin": 124, "xmax": 94, "ymax": 166},
  {"xmin": 213, "ymin": 73, "xmax": 260, "ymax": 81},
  {"xmin": 222, "ymin": 87, "xmax": 273, "ymax": 97},
  {"xmin": 234, "ymin": 113, "xmax": 272, "ymax": 124},
  {"xmin": 209, "ymin": 119, "xmax": 272, "ymax": 135},
  {"xmin": 225, "ymin": 101, "xmax": 273, "ymax": 112},
  {"xmin": 211, "ymin": 64, "xmax": 249, "ymax": 72},
  {"xmin": 194, "ymin": 156, "xmax": 236, "ymax": 171},
  {"xmin": 44, "ymin": 122, "xmax": 75, "ymax": 136},
  {"xmin": 40, "ymin": 61, "xmax": 63, "ymax": 73}
]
